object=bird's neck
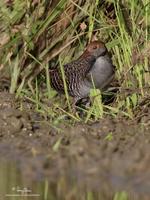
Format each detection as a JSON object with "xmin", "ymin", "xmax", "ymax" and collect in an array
[{"xmin": 79, "ymin": 51, "xmax": 96, "ymax": 65}]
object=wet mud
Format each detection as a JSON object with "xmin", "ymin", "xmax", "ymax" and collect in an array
[{"xmin": 0, "ymin": 91, "xmax": 150, "ymax": 199}]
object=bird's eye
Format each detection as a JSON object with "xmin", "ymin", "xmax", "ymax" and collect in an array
[{"xmin": 93, "ymin": 46, "xmax": 97, "ymax": 49}]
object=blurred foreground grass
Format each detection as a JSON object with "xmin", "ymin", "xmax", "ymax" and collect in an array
[{"xmin": 0, "ymin": 0, "xmax": 149, "ymax": 123}]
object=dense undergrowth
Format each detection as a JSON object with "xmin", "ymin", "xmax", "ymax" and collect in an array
[{"xmin": 0, "ymin": 0, "xmax": 149, "ymax": 123}]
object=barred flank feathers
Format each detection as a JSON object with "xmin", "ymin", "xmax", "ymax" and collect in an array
[{"xmin": 49, "ymin": 55, "xmax": 96, "ymax": 98}]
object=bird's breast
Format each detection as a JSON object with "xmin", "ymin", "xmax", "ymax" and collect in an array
[{"xmin": 86, "ymin": 55, "xmax": 114, "ymax": 89}]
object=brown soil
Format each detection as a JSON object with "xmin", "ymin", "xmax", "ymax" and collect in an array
[{"xmin": 0, "ymin": 91, "xmax": 150, "ymax": 199}]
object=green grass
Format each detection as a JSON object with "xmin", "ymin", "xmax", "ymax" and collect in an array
[
  {"xmin": 0, "ymin": 0, "xmax": 149, "ymax": 123},
  {"xmin": 113, "ymin": 191, "xmax": 129, "ymax": 200}
]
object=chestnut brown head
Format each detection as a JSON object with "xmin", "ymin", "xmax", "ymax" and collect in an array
[{"xmin": 83, "ymin": 41, "xmax": 107, "ymax": 58}]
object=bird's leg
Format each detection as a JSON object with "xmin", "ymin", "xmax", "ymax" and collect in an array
[
  {"xmin": 82, "ymin": 97, "xmax": 91, "ymax": 108},
  {"xmin": 71, "ymin": 97, "xmax": 80, "ymax": 114},
  {"xmin": 73, "ymin": 97, "xmax": 91, "ymax": 117}
]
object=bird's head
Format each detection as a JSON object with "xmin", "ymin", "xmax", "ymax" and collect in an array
[{"xmin": 82, "ymin": 41, "xmax": 107, "ymax": 59}]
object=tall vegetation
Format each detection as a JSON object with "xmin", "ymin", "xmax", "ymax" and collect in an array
[{"xmin": 0, "ymin": 0, "xmax": 149, "ymax": 122}]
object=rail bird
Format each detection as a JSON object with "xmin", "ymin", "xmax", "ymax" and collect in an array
[{"xmin": 50, "ymin": 40, "xmax": 115, "ymax": 104}]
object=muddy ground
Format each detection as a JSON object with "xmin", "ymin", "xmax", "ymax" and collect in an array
[{"xmin": 0, "ymin": 91, "xmax": 150, "ymax": 199}]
